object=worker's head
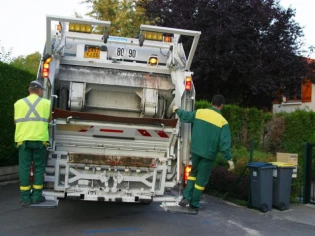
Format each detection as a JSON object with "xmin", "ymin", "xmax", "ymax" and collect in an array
[
  {"xmin": 211, "ymin": 94, "xmax": 225, "ymax": 110},
  {"xmin": 29, "ymin": 80, "xmax": 45, "ymax": 96}
]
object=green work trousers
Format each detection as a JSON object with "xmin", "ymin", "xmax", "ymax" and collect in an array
[
  {"xmin": 19, "ymin": 141, "xmax": 47, "ymax": 203},
  {"xmin": 183, "ymin": 153, "xmax": 215, "ymax": 208}
]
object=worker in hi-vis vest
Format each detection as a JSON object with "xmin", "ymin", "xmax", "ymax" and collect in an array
[
  {"xmin": 14, "ymin": 80, "xmax": 51, "ymax": 207},
  {"xmin": 173, "ymin": 94, "xmax": 234, "ymax": 212}
]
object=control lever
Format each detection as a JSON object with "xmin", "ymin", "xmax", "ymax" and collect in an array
[{"xmin": 66, "ymin": 116, "xmax": 81, "ymax": 123}]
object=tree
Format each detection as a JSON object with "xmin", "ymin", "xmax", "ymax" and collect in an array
[
  {"xmin": 0, "ymin": 41, "xmax": 12, "ymax": 63},
  {"xmin": 10, "ymin": 52, "xmax": 41, "ymax": 75},
  {"xmin": 139, "ymin": 0, "xmax": 315, "ymax": 108},
  {"xmin": 83, "ymin": 0, "xmax": 151, "ymax": 37}
]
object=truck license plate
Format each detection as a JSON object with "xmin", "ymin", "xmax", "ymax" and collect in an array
[{"xmin": 84, "ymin": 45, "xmax": 100, "ymax": 59}]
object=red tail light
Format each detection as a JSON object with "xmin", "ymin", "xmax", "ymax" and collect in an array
[
  {"xmin": 184, "ymin": 165, "xmax": 192, "ymax": 187},
  {"xmin": 185, "ymin": 76, "xmax": 192, "ymax": 90},
  {"xmin": 42, "ymin": 63, "xmax": 50, "ymax": 78},
  {"xmin": 42, "ymin": 55, "xmax": 53, "ymax": 78}
]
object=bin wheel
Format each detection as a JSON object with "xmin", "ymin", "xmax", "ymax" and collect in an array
[
  {"xmin": 278, "ymin": 202, "xmax": 286, "ymax": 211},
  {"xmin": 260, "ymin": 203, "xmax": 268, "ymax": 213}
]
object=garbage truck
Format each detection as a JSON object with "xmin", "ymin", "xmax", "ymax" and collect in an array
[{"xmin": 38, "ymin": 15, "xmax": 201, "ymax": 205}]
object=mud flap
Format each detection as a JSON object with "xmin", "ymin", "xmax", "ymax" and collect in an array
[
  {"xmin": 29, "ymin": 196, "xmax": 59, "ymax": 208},
  {"xmin": 160, "ymin": 202, "xmax": 198, "ymax": 215}
]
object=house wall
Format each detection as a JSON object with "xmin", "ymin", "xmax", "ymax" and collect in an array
[{"xmin": 273, "ymin": 83, "xmax": 315, "ymax": 113}]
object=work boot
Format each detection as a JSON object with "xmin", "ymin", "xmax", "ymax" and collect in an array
[
  {"xmin": 178, "ymin": 198, "xmax": 189, "ymax": 207},
  {"xmin": 190, "ymin": 205, "xmax": 203, "ymax": 211},
  {"xmin": 21, "ymin": 201, "xmax": 31, "ymax": 207},
  {"xmin": 32, "ymin": 196, "xmax": 46, "ymax": 204},
  {"xmin": 188, "ymin": 206, "xmax": 199, "ymax": 214}
]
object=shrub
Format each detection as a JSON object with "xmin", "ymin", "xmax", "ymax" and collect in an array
[
  {"xmin": 206, "ymin": 166, "xmax": 249, "ymax": 201},
  {"xmin": 195, "ymin": 99, "xmax": 210, "ymax": 109},
  {"xmin": 222, "ymin": 105, "xmax": 244, "ymax": 147},
  {"xmin": 0, "ymin": 62, "xmax": 35, "ymax": 167},
  {"xmin": 208, "ymin": 145, "xmax": 277, "ymax": 201},
  {"xmin": 262, "ymin": 115, "xmax": 286, "ymax": 153}
]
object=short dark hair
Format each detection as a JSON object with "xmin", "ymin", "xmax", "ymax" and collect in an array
[
  {"xmin": 28, "ymin": 87, "xmax": 40, "ymax": 93},
  {"xmin": 211, "ymin": 94, "xmax": 225, "ymax": 107}
]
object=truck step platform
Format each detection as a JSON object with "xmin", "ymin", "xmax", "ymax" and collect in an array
[
  {"xmin": 29, "ymin": 198, "xmax": 59, "ymax": 208},
  {"xmin": 160, "ymin": 202, "xmax": 198, "ymax": 215}
]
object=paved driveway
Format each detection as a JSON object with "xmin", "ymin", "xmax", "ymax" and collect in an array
[{"xmin": 0, "ymin": 183, "xmax": 315, "ymax": 236}]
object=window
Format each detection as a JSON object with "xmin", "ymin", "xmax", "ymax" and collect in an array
[
  {"xmin": 283, "ymin": 79, "xmax": 312, "ymax": 103},
  {"xmin": 301, "ymin": 79, "xmax": 312, "ymax": 102}
]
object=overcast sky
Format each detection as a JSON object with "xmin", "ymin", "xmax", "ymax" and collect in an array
[
  {"xmin": 0, "ymin": 0, "xmax": 88, "ymax": 57},
  {"xmin": 0, "ymin": 0, "xmax": 314, "ymax": 58}
]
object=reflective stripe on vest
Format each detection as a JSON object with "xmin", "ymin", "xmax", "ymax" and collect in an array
[{"xmin": 15, "ymin": 97, "xmax": 49, "ymax": 123}]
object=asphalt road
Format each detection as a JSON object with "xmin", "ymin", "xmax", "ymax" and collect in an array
[{"xmin": 0, "ymin": 183, "xmax": 314, "ymax": 236}]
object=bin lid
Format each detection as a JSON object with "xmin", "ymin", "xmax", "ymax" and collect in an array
[
  {"xmin": 247, "ymin": 161, "xmax": 275, "ymax": 169},
  {"xmin": 270, "ymin": 162, "xmax": 295, "ymax": 168}
]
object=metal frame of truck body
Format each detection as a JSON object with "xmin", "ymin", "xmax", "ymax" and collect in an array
[{"xmin": 41, "ymin": 15, "xmax": 200, "ymax": 203}]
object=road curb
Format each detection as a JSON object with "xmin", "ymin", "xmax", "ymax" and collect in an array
[{"xmin": 0, "ymin": 165, "xmax": 19, "ymax": 184}]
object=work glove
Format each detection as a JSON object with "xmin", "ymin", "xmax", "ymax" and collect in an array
[
  {"xmin": 228, "ymin": 159, "xmax": 234, "ymax": 171},
  {"xmin": 173, "ymin": 105, "xmax": 179, "ymax": 113}
]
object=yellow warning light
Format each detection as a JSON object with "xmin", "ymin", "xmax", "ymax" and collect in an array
[
  {"xmin": 143, "ymin": 31, "xmax": 163, "ymax": 41},
  {"xmin": 148, "ymin": 56, "xmax": 158, "ymax": 66},
  {"xmin": 164, "ymin": 35, "xmax": 172, "ymax": 43},
  {"xmin": 69, "ymin": 23, "xmax": 92, "ymax": 33}
]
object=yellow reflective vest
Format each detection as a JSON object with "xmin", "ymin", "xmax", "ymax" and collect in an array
[{"xmin": 14, "ymin": 94, "xmax": 51, "ymax": 142}]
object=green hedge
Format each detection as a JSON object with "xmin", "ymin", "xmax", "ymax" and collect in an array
[
  {"xmin": 195, "ymin": 100, "xmax": 315, "ymax": 157},
  {"xmin": 279, "ymin": 110, "xmax": 315, "ymax": 196},
  {"xmin": 0, "ymin": 62, "xmax": 35, "ymax": 166},
  {"xmin": 195, "ymin": 100, "xmax": 273, "ymax": 150},
  {"xmin": 281, "ymin": 110, "xmax": 315, "ymax": 153}
]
